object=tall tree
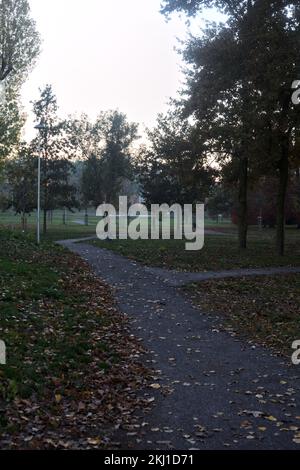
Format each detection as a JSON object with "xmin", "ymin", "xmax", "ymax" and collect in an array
[
  {"xmin": 162, "ymin": 0, "xmax": 300, "ymax": 254},
  {"xmin": 67, "ymin": 114, "xmax": 99, "ymax": 161},
  {"xmin": 96, "ymin": 110, "xmax": 138, "ymax": 205},
  {"xmin": 0, "ymin": 84, "xmax": 24, "ymax": 169},
  {"xmin": 80, "ymin": 110, "xmax": 138, "ymax": 207},
  {"xmin": 81, "ymin": 154, "xmax": 104, "ymax": 208},
  {"xmin": 244, "ymin": 1, "xmax": 300, "ymax": 255},
  {"xmin": 0, "ymin": 0, "xmax": 40, "ymax": 84},
  {"xmin": 162, "ymin": 0, "xmax": 257, "ymax": 249},
  {"xmin": 137, "ymin": 109, "xmax": 214, "ymax": 206},
  {"xmin": 0, "ymin": 0, "xmax": 40, "ymax": 169},
  {"xmin": 181, "ymin": 21, "xmax": 262, "ymax": 248},
  {"xmin": 32, "ymin": 85, "xmax": 77, "ymax": 233},
  {"xmin": 4, "ymin": 143, "xmax": 37, "ymax": 229}
]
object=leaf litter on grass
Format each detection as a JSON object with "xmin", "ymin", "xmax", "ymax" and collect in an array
[{"xmin": 0, "ymin": 234, "xmax": 151, "ymax": 449}]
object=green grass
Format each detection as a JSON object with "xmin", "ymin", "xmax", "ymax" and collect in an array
[
  {"xmin": 0, "ymin": 229, "xmax": 147, "ymax": 446},
  {"xmin": 0, "ymin": 209, "xmax": 167, "ymax": 230},
  {"xmin": 0, "ymin": 209, "xmax": 234, "ymax": 242},
  {"xmin": 89, "ymin": 227, "xmax": 300, "ymax": 271},
  {"xmin": 0, "ymin": 231, "xmax": 106, "ymax": 404},
  {"xmin": 0, "ymin": 219, "xmax": 96, "ymax": 241},
  {"xmin": 40, "ymin": 224, "xmax": 96, "ymax": 241},
  {"xmin": 0, "ymin": 209, "xmax": 98, "ymax": 226},
  {"xmin": 0, "ymin": 209, "xmax": 232, "ymax": 226},
  {"xmin": 3, "ymin": 210, "xmax": 299, "ymax": 271},
  {"xmin": 185, "ymin": 274, "xmax": 300, "ymax": 356}
]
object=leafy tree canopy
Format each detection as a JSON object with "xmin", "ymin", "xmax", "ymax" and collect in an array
[
  {"xmin": 0, "ymin": 0, "xmax": 41, "ymax": 85},
  {"xmin": 137, "ymin": 109, "xmax": 214, "ymax": 206},
  {"xmin": 32, "ymin": 85, "xmax": 78, "ymax": 232}
]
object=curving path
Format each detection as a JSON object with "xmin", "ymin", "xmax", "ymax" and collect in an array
[{"xmin": 58, "ymin": 238, "xmax": 300, "ymax": 450}]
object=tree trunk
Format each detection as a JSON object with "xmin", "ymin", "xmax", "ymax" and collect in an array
[
  {"xmin": 276, "ymin": 144, "xmax": 289, "ymax": 256},
  {"xmin": 296, "ymin": 168, "xmax": 300, "ymax": 229},
  {"xmin": 238, "ymin": 156, "xmax": 248, "ymax": 249},
  {"xmin": 21, "ymin": 213, "xmax": 26, "ymax": 231},
  {"xmin": 43, "ymin": 209, "xmax": 47, "ymax": 234}
]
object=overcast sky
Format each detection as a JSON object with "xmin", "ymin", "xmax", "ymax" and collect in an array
[{"xmin": 22, "ymin": 0, "xmax": 222, "ymax": 140}]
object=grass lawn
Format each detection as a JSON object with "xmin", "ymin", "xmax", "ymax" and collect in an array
[
  {"xmin": 0, "ymin": 229, "xmax": 148, "ymax": 449},
  {"xmin": 185, "ymin": 274, "xmax": 300, "ymax": 357},
  {"xmin": 40, "ymin": 224, "xmax": 96, "ymax": 241},
  {"xmin": 0, "ymin": 209, "xmax": 234, "ymax": 243},
  {"xmin": 89, "ymin": 227, "xmax": 300, "ymax": 271},
  {"xmin": 0, "ymin": 209, "xmax": 98, "ymax": 242},
  {"xmin": 0, "ymin": 209, "xmax": 232, "ymax": 226},
  {"xmin": 0, "ymin": 209, "xmax": 100, "ymax": 226},
  {"xmin": 0, "ymin": 222, "xmax": 97, "ymax": 242}
]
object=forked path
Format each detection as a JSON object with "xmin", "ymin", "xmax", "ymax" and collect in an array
[{"xmin": 59, "ymin": 239, "xmax": 300, "ymax": 450}]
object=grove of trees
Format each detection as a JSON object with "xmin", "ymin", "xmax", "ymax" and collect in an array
[
  {"xmin": 1, "ymin": 0, "xmax": 300, "ymax": 256},
  {"xmin": 159, "ymin": 0, "xmax": 300, "ymax": 254}
]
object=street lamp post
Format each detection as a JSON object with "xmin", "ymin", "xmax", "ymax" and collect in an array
[{"xmin": 34, "ymin": 121, "xmax": 47, "ymax": 244}]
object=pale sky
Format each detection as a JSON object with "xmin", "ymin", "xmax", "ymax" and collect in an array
[{"xmin": 22, "ymin": 0, "xmax": 222, "ymax": 140}]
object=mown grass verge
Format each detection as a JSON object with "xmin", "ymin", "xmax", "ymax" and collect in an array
[{"xmin": 89, "ymin": 228, "xmax": 300, "ymax": 272}]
